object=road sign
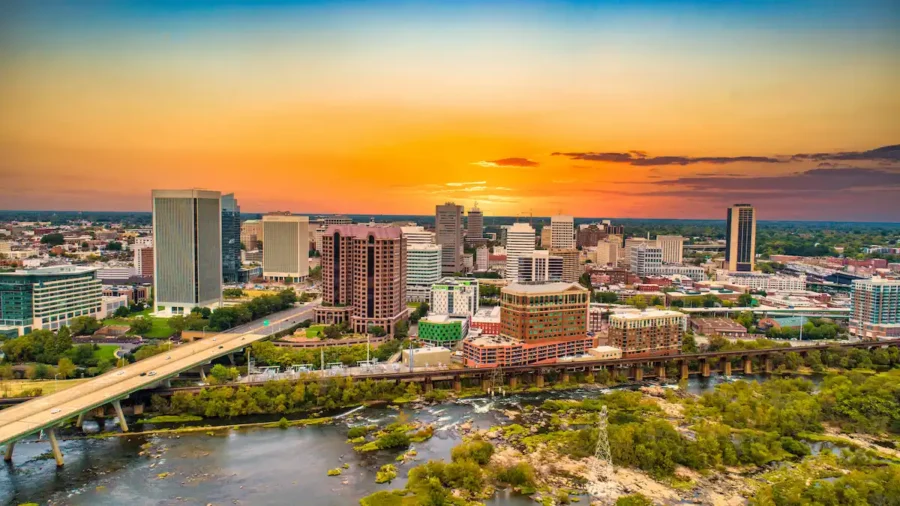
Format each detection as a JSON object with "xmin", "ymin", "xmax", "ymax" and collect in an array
[{"xmin": 263, "ymin": 320, "xmax": 269, "ymax": 326}]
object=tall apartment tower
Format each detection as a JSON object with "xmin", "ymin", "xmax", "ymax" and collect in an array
[
  {"xmin": 725, "ymin": 204, "xmax": 757, "ymax": 272},
  {"xmin": 505, "ymin": 222, "xmax": 536, "ymax": 282},
  {"xmin": 134, "ymin": 244, "xmax": 154, "ymax": 278},
  {"xmin": 315, "ymin": 225, "xmax": 407, "ymax": 335},
  {"xmin": 632, "ymin": 244, "xmax": 663, "ymax": 277},
  {"xmin": 436, "ymin": 202, "xmax": 464, "ymax": 274},
  {"xmin": 549, "ymin": 248, "xmax": 580, "ymax": 283},
  {"xmin": 550, "ymin": 215, "xmax": 575, "ymax": 249},
  {"xmin": 152, "ymin": 189, "xmax": 222, "ymax": 315},
  {"xmin": 466, "ymin": 205, "xmax": 484, "ymax": 242},
  {"xmin": 518, "ymin": 250, "xmax": 563, "ymax": 282},
  {"xmin": 262, "ymin": 214, "xmax": 309, "ymax": 282},
  {"xmin": 849, "ymin": 277, "xmax": 900, "ymax": 340},
  {"xmin": 656, "ymin": 235, "xmax": 684, "ymax": 264},
  {"xmin": 400, "ymin": 226, "xmax": 436, "ymax": 245},
  {"xmin": 221, "ymin": 193, "xmax": 242, "ymax": 283}
]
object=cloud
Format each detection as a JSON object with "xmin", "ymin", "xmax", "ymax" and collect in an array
[
  {"xmin": 552, "ymin": 143, "xmax": 900, "ymax": 167},
  {"xmin": 445, "ymin": 181, "xmax": 486, "ymax": 187},
  {"xmin": 650, "ymin": 167, "xmax": 900, "ymax": 193},
  {"xmin": 471, "ymin": 157, "xmax": 539, "ymax": 168}
]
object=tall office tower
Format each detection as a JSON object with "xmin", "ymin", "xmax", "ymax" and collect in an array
[
  {"xmin": 262, "ymin": 214, "xmax": 309, "ymax": 282},
  {"xmin": 152, "ymin": 189, "xmax": 222, "ymax": 315},
  {"xmin": 134, "ymin": 244, "xmax": 154, "ymax": 278},
  {"xmin": 725, "ymin": 204, "xmax": 757, "ymax": 272},
  {"xmin": 505, "ymin": 222, "xmax": 536, "ymax": 282},
  {"xmin": 407, "ymin": 243, "xmax": 442, "ymax": 303},
  {"xmin": 632, "ymin": 244, "xmax": 663, "ymax": 277},
  {"xmin": 518, "ymin": 250, "xmax": 563, "ymax": 282},
  {"xmin": 475, "ymin": 246, "xmax": 489, "ymax": 271},
  {"xmin": 221, "ymin": 193, "xmax": 242, "ymax": 283},
  {"xmin": 240, "ymin": 219, "xmax": 263, "ymax": 250},
  {"xmin": 501, "ymin": 282, "xmax": 590, "ymax": 342},
  {"xmin": 431, "ymin": 277, "xmax": 479, "ymax": 316},
  {"xmin": 655, "ymin": 235, "xmax": 684, "ymax": 265},
  {"xmin": 466, "ymin": 204, "xmax": 484, "ymax": 243},
  {"xmin": 550, "ymin": 215, "xmax": 575, "ymax": 249},
  {"xmin": 577, "ymin": 224, "xmax": 605, "ymax": 248},
  {"xmin": 593, "ymin": 239, "xmax": 619, "ymax": 266},
  {"xmin": 540, "ymin": 227, "xmax": 552, "ymax": 248},
  {"xmin": 400, "ymin": 226, "xmax": 436, "ymax": 245},
  {"xmin": 316, "ymin": 225, "xmax": 407, "ymax": 335},
  {"xmin": 323, "ymin": 215, "xmax": 353, "ymax": 226},
  {"xmin": 623, "ymin": 237, "xmax": 652, "ymax": 267},
  {"xmin": 436, "ymin": 202, "xmax": 464, "ymax": 274},
  {"xmin": 550, "ymin": 248, "xmax": 580, "ymax": 283},
  {"xmin": 850, "ymin": 277, "xmax": 900, "ymax": 340}
]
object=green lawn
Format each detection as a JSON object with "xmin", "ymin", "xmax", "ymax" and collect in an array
[
  {"xmin": 306, "ymin": 325, "xmax": 326, "ymax": 338},
  {"xmin": 93, "ymin": 344, "xmax": 119, "ymax": 361},
  {"xmin": 100, "ymin": 316, "xmax": 175, "ymax": 339}
]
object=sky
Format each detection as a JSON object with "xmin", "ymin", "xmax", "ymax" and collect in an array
[{"xmin": 1, "ymin": 0, "xmax": 899, "ymax": 221}]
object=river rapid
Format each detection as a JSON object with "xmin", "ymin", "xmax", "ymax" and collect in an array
[{"xmin": 0, "ymin": 373, "xmax": 812, "ymax": 506}]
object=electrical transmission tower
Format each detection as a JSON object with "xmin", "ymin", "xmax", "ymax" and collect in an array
[
  {"xmin": 490, "ymin": 367, "xmax": 505, "ymax": 397},
  {"xmin": 587, "ymin": 405, "xmax": 619, "ymax": 500}
]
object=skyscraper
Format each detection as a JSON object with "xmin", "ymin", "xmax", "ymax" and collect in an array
[
  {"xmin": 518, "ymin": 250, "xmax": 563, "ymax": 282},
  {"xmin": 152, "ymin": 189, "xmax": 222, "ymax": 315},
  {"xmin": 549, "ymin": 248, "xmax": 580, "ymax": 282},
  {"xmin": 221, "ymin": 193, "xmax": 242, "ymax": 283},
  {"xmin": 316, "ymin": 225, "xmax": 407, "ymax": 335},
  {"xmin": 407, "ymin": 243, "xmax": 442, "ymax": 303},
  {"xmin": 551, "ymin": 215, "xmax": 575, "ymax": 249},
  {"xmin": 400, "ymin": 226, "xmax": 435, "ymax": 245},
  {"xmin": 240, "ymin": 219, "xmax": 263, "ymax": 250},
  {"xmin": 725, "ymin": 204, "xmax": 757, "ymax": 272},
  {"xmin": 466, "ymin": 204, "xmax": 484, "ymax": 244},
  {"xmin": 262, "ymin": 214, "xmax": 309, "ymax": 282},
  {"xmin": 436, "ymin": 202, "xmax": 464, "ymax": 274},
  {"xmin": 505, "ymin": 222, "xmax": 536, "ymax": 282},
  {"xmin": 850, "ymin": 277, "xmax": 900, "ymax": 340},
  {"xmin": 632, "ymin": 243, "xmax": 663, "ymax": 277},
  {"xmin": 656, "ymin": 235, "xmax": 684, "ymax": 264}
]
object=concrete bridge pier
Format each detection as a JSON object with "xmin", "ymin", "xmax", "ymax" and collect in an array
[
  {"xmin": 197, "ymin": 367, "xmax": 207, "ymax": 382},
  {"xmin": 561, "ymin": 372, "xmax": 570, "ymax": 384},
  {"xmin": 4, "ymin": 442, "xmax": 14, "ymax": 462},
  {"xmin": 112, "ymin": 400, "xmax": 129, "ymax": 432},
  {"xmin": 536, "ymin": 374, "xmax": 545, "ymax": 388},
  {"xmin": 48, "ymin": 428, "xmax": 63, "ymax": 466},
  {"xmin": 655, "ymin": 363, "xmax": 666, "ymax": 380},
  {"xmin": 482, "ymin": 379, "xmax": 491, "ymax": 392},
  {"xmin": 453, "ymin": 377, "xmax": 462, "ymax": 392},
  {"xmin": 75, "ymin": 412, "xmax": 85, "ymax": 429},
  {"xmin": 424, "ymin": 379, "xmax": 433, "ymax": 393},
  {"xmin": 680, "ymin": 360, "xmax": 689, "ymax": 381},
  {"xmin": 509, "ymin": 376, "xmax": 518, "ymax": 389},
  {"xmin": 631, "ymin": 365, "xmax": 643, "ymax": 381},
  {"xmin": 721, "ymin": 357, "xmax": 732, "ymax": 377},
  {"xmin": 743, "ymin": 356, "xmax": 752, "ymax": 374},
  {"xmin": 764, "ymin": 355, "xmax": 774, "ymax": 374},
  {"xmin": 701, "ymin": 359, "xmax": 711, "ymax": 378}
]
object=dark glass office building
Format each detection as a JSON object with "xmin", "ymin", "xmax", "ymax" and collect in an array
[
  {"xmin": 221, "ymin": 193, "xmax": 242, "ymax": 283},
  {"xmin": 725, "ymin": 204, "xmax": 756, "ymax": 272}
]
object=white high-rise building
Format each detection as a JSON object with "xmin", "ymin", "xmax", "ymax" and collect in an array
[
  {"xmin": 475, "ymin": 246, "xmax": 489, "ymax": 271},
  {"xmin": 407, "ymin": 243, "xmax": 442, "ymax": 303},
  {"xmin": 623, "ymin": 237, "xmax": 653, "ymax": 267},
  {"xmin": 518, "ymin": 250, "xmax": 563, "ymax": 282},
  {"xmin": 152, "ymin": 189, "xmax": 222, "ymax": 315},
  {"xmin": 550, "ymin": 215, "xmax": 575, "ymax": 249},
  {"xmin": 505, "ymin": 222, "xmax": 536, "ymax": 282},
  {"xmin": 262, "ymin": 214, "xmax": 309, "ymax": 282},
  {"xmin": 400, "ymin": 226, "xmax": 436, "ymax": 245},
  {"xmin": 656, "ymin": 235, "xmax": 684, "ymax": 264},
  {"xmin": 632, "ymin": 244, "xmax": 663, "ymax": 277},
  {"xmin": 430, "ymin": 277, "xmax": 479, "ymax": 316}
]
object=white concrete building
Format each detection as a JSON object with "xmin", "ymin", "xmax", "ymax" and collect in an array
[
  {"xmin": 631, "ymin": 244, "xmax": 662, "ymax": 277},
  {"xmin": 550, "ymin": 215, "xmax": 575, "ymax": 249},
  {"xmin": 656, "ymin": 235, "xmax": 684, "ymax": 264},
  {"xmin": 407, "ymin": 243, "xmax": 442, "ymax": 303},
  {"xmin": 721, "ymin": 272, "xmax": 806, "ymax": 291},
  {"xmin": 262, "ymin": 215, "xmax": 310, "ymax": 282},
  {"xmin": 505, "ymin": 222, "xmax": 536, "ymax": 282},
  {"xmin": 518, "ymin": 250, "xmax": 563, "ymax": 282},
  {"xmin": 430, "ymin": 277, "xmax": 479, "ymax": 316},
  {"xmin": 475, "ymin": 246, "xmax": 489, "ymax": 271},
  {"xmin": 400, "ymin": 226, "xmax": 436, "ymax": 245}
]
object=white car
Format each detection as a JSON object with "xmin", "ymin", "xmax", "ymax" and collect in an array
[{"xmin": 148, "ymin": 371, "xmax": 157, "ymax": 377}]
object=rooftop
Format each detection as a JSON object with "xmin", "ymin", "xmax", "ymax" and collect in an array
[
  {"xmin": 324, "ymin": 224, "xmax": 402, "ymax": 240},
  {"xmin": 421, "ymin": 314, "xmax": 468, "ymax": 324},
  {"xmin": 503, "ymin": 282, "xmax": 588, "ymax": 295},
  {"xmin": 691, "ymin": 317, "xmax": 748, "ymax": 331},
  {"xmin": 610, "ymin": 310, "xmax": 685, "ymax": 320},
  {"xmin": 4, "ymin": 265, "xmax": 98, "ymax": 277}
]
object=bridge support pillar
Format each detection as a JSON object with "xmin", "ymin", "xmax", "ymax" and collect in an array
[
  {"xmin": 680, "ymin": 361, "xmax": 689, "ymax": 381},
  {"xmin": 722, "ymin": 358, "xmax": 732, "ymax": 377},
  {"xmin": 632, "ymin": 366, "xmax": 643, "ymax": 382},
  {"xmin": 228, "ymin": 353, "xmax": 236, "ymax": 365},
  {"xmin": 112, "ymin": 400, "xmax": 128, "ymax": 432},
  {"xmin": 701, "ymin": 359, "xmax": 711, "ymax": 378},
  {"xmin": 453, "ymin": 378, "xmax": 462, "ymax": 392},
  {"xmin": 482, "ymin": 379, "xmax": 491, "ymax": 392},
  {"xmin": 743, "ymin": 357, "xmax": 752, "ymax": 374},
  {"xmin": 424, "ymin": 379, "xmax": 433, "ymax": 393},
  {"xmin": 536, "ymin": 374, "xmax": 545, "ymax": 388},
  {"xmin": 163, "ymin": 379, "xmax": 171, "ymax": 388},
  {"xmin": 48, "ymin": 428, "xmax": 63, "ymax": 467},
  {"xmin": 4, "ymin": 442, "xmax": 14, "ymax": 462},
  {"xmin": 509, "ymin": 376, "xmax": 518, "ymax": 389},
  {"xmin": 75, "ymin": 412, "xmax": 85, "ymax": 429},
  {"xmin": 561, "ymin": 372, "xmax": 570, "ymax": 384},
  {"xmin": 656, "ymin": 363, "xmax": 666, "ymax": 380},
  {"xmin": 764, "ymin": 356, "xmax": 773, "ymax": 374}
]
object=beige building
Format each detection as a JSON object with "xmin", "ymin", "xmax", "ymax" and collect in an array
[
  {"xmin": 550, "ymin": 248, "xmax": 580, "ymax": 283},
  {"xmin": 262, "ymin": 215, "xmax": 309, "ymax": 282},
  {"xmin": 240, "ymin": 219, "xmax": 263, "ymax": 250},
  {"xmin": 540, "ymin": 227, "xmax": 552, "ymax": 248},
  {"xmin": 550, "ymin": 215, "xmax": 575, "ymax": 249},
  {"xmin": 592, "ymin": 240, "xmax": 620, "ymax": 267},
  {"xmin": 656, "ymin": 235, "xmax": 684, "ymax": 264},
  {"xmin": 725, "ymin": 204, "xmax": 756, "ymax": 272}
]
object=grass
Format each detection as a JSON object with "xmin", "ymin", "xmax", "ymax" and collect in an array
[
  {"xmin": 0, "ymin": 378, "xmax": 89, "ymax": 397},
  {"xmin": 102, "ymin": 316, "xmax": 175, "ymax": 339},
  {"xmin": 94, "ymin": 344, "xmax": 119, "ymax": 361},
  {"xmin": 306, "ymin": 325, "xmax": 326, "ymax": 338},
  {"xmin": 136, "ymin": 414, "xmax": 204, "ymax": 424}
]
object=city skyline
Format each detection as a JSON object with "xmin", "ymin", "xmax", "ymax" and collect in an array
[{"xmin": 2, "ymin": 0, "xmax": 899, "ymax": 221}]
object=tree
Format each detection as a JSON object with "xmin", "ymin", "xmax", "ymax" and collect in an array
[
  {"xmin": 106, "ymin": 241, "xmax": 123, "ymax": 251},
  {"xmin": 69, "ymin": 316, "xmax": 101, "ymax": 336},
  {"xmin": 168, "ymin": 315, "xmax": 187, "ymax": 333},
  {"xmin": 578, "ymin": 272, "xmax": 594, "ymax": 291},
  {"xmin": 394, "ymin": 320, "xmax": 409, "ymax": 339},
  {"xmin": 595, "ymin": 291, "xmax": 618, "ymax": 303},
  {"xmin": 57, "ymin": 358, "xmax": 76, "ymax": 379},
  {"xmin": 738, "ymin": 293, "xmax": 754, "ymax": 307},
  {"xmin": 682, "ymin": 333, "xmax": 699, "ymax": 354},
  {"xmin": 616, "ymin": 494, "xmax": 653, "ymax": 506},
  {"xmin": 114, "ymin": 305, "xmax": 131, "ymax": 318},
  {"xmin": 40, "ymin": 233, "xmax": 65, "ymax": 246},
  {"xmin": 625, "ymin": 295, "xmax": 648, "ymax": 310},
  {"xmin": 209, "ymin": 364, "xmax": 239, "ymax": 383},
  {"xmin": 368, "ymin": 325, "xmax": 387, "ymax": 337},
  {"xmin": 324, "ymin": 325, "xmax": 342, "ymax": 340},
  {"xmin": 129, "ymin": 317, "xmax": 153, "ymax": 335}
]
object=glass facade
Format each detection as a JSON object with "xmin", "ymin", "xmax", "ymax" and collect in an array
[
  {"xmin": 0, "ymin": 267, "xmax": 103, "ymax": 336},
  {"xmin": 221, "ymin": 193, "xmax": 242, "ymax": 283}
]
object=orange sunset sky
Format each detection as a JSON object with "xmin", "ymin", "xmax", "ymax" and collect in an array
[{"xmin": 1, "ymin": 1, "xmax": 899, "ymax": 221}]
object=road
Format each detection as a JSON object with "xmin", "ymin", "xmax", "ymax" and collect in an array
[{"xmin": 0, "ymin": 302, "xmax": 317, "ymax": 446}]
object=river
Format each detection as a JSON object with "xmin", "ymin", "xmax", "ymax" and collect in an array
[{"xmin": 0, "ymin": 373, "xmax": 818, "ymax": 506}]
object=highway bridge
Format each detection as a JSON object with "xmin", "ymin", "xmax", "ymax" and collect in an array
[
  {"xmin": 679, "ymin": 306, "xmax": 851, "ymax": 318},
  {"xmin": 0, "ymin": 302, "xmax": 316, "ymax": 465}
]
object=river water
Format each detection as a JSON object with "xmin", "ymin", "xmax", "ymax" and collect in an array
[{"xmin": 0, "ymin": 373, "xmax": 811, "ymax": 506}]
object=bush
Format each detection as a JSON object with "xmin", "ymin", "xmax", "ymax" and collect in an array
[
  {"xmin": 496, "ymin": 462, "xmax": 536, "ymax": 488},
  {"xmin": 616, "ymin": 494, "xmax": 653, "ymax": 506},
  {"xmin": 450, "ymin": 440, "xmax": 494, "ymax": 465}
]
